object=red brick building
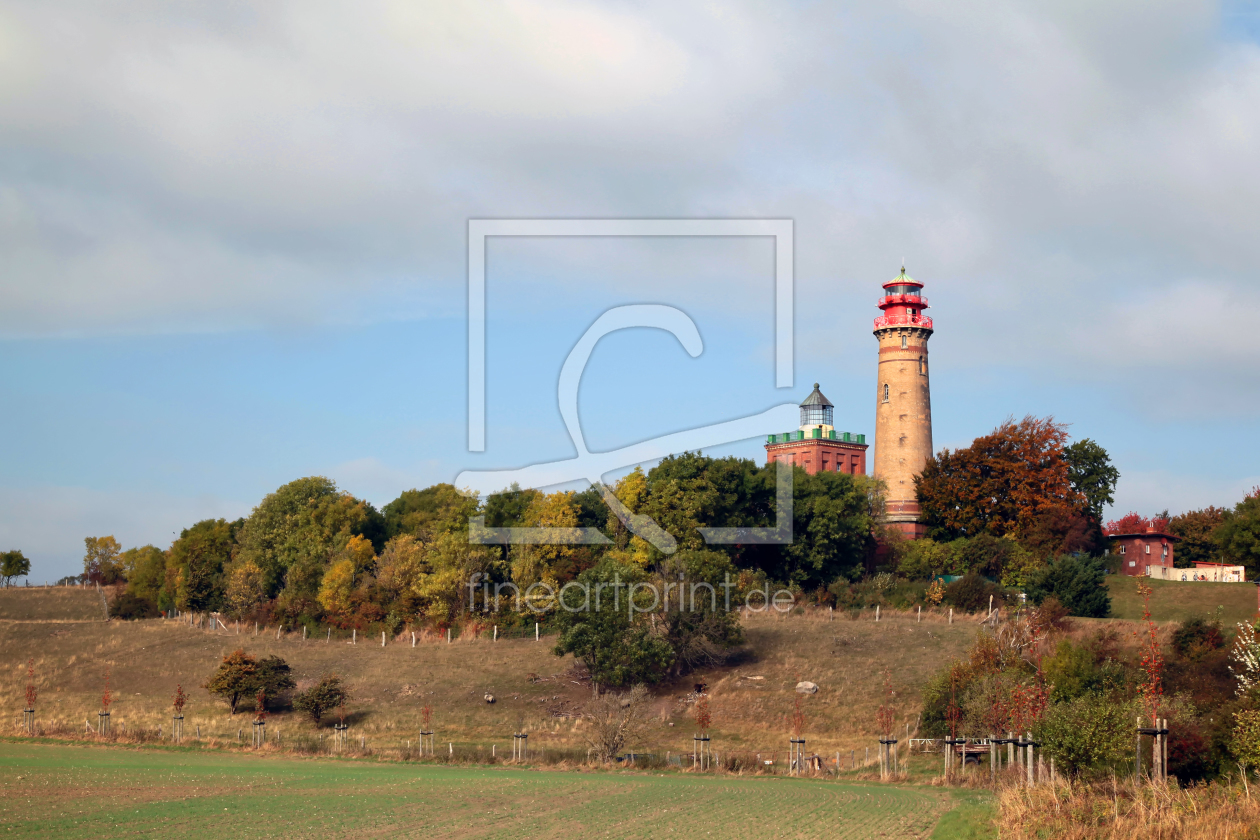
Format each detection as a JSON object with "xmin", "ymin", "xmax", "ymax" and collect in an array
[
  {"xmin": 765, "ymin": 384, "xmax": 869, "ymax": 475},
  {"xmin": 1111, "ymin": 526, "xmax": 1179, "ymax": 577}
]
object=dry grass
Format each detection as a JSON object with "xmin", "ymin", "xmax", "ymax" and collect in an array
[
  {"xmin": 997, "ymin": 777, "xmax": 1260, "ymax": 840},
  {"xmin": 1, "ymin": 598, "xmax": 979, "ymax": 762},
  {"xmin": 0, "ymin": 587, "xmax": 103, "ymax": 622}
]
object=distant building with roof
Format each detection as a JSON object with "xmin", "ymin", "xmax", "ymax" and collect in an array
[
  {"xmin": 1110, "ymin": 525, "xmax": 1178, "ymax": 577},
  {"xmin": 765, "ymin": 383, "xmax": 868, "ymax": 476}
]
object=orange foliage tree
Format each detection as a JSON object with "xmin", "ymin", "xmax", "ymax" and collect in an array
[{"xmin": 915, "ymin": 416, "xmax": 1087, "ymax": 542}]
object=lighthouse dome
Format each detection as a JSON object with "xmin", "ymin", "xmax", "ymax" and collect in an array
[{"xmin": 800, "ymin": 383, "xmax": 834, "ymax": 428}]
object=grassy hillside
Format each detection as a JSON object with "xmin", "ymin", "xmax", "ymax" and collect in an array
[
  {"xmin": 0, "ymin": 587, "xmax": 104, "ymax": 622},
  {"xmin": 2, "ymin": 607, "xmax": 980, "ymax": 757},
  {"xmin": 1104, "ymin": 575, "xmax": 1257, "ymax": 625},
  {"xmin": 0, "ymin": 740, "xmax": 986, "ymax": 839}
]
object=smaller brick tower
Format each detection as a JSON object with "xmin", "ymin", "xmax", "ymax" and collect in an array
[{"xmin": 765, "ymin": 384, "xmax": 868, "ymax": 475}]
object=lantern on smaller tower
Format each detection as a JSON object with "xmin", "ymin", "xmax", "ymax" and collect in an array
[{"xmin": 799, "ymin": 383, "xmax": 834, "ymax": 432}]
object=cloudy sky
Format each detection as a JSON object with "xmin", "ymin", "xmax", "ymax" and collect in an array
[{"xmin": 2, "ymin": 1, "xmax": 1259, "ymax": 581}]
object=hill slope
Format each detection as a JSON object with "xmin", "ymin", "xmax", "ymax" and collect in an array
[{"xmin": 3, "ymin": 607, "xmax": 978, "ymax": 757}]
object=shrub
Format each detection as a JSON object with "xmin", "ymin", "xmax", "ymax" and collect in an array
[
  {"xmin": 1171, "ymin": 617, "xmax": 1225, "ymax": 658},
  {"xmin": 1024, "ymin": 555, "xmax": 1110, "ymax": 618},
  {"xmin": 293, "ymin": 674, "xmax": 350, "ymax": 725},
  {"xmin": 110, "ymin": 592, "xmax": 160, "ymax": 620},
  {"xmin": 944, "ymin": 573, "xmax": 1003, "ymax": 613},
  {"xmin": 1036, "ymin": 693, "xmax": 1133, "ymax": 777}
]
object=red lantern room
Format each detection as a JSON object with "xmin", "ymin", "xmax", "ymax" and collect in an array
[{"xmin": 874, "ymin": 268, "xmax": 933, "ymax": 330}]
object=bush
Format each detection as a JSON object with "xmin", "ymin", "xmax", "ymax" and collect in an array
[
  {"xmin": 1036, "ymin": 693, "xmax": 1133, "ymax": 777},
  {"xmin": 943, "ymin": 573, "xmax": 1003, "ymax": 613},
  {"xmin": 293, "ymin": 674, "xmax": 350, "ymax": 725},
  {"xmin": 1024, "ymin": 555, "xmax": 1110, "ymax": 617},
  {"xmin": 110, "ymin": 592, "xmax": 160, "ymax": 620},
  {"xmin": 1171, "ymin": 617, "xmax": 1225, "ymax": 658}
]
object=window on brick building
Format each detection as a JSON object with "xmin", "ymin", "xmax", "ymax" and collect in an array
[
  {"xmin": 901, "ymin": 335, "xmax": 907, "ymax": 348},
  {"xmin": 883, "ymin": 383, "xmax": 889, "ymax": 402}
]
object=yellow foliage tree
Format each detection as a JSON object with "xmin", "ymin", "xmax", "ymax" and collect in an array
[
  {"xmin": 375, "ymin": 535, "xmax": 427, "ymax": 600},
  {"xmin": 411, "ymin": 532, "xmax": 492, "ymax": 623},
  {"xmin": 317, "ymin": 559, "xmax": 356, "ymax": 617},
  {"xmin": 343, "ymin": 534, "xmax": 376, "ymax": 574},
  {"xmin": 509, "ymin": 491, "xmax": 579, "ymax": 590},
  {"xmin": 225, "ymin": 560, "xmax": 267, "ymax": 616}
]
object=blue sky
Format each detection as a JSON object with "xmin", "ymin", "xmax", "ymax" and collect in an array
[{"xmin": 2, "ymin": 2, "xmax": 1259, "ymax": 581}]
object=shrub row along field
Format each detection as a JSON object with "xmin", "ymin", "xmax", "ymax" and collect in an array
[
  {"xmin": 2, "ymin": 607, "xmax": 978, "ymax": 759},
  {"xmin": 0, "ymin": 741, "xmax": 978, "ymax": 839}
]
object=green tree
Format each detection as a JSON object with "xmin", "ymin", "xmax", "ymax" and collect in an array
[
  {"xmin": 1215, "ymin": 490, "xmax": 1260, "ymax": 578},
  {"xmin": 234, "ymin": 477, "xmax": 385, "ymax": 598},
  {"xmin": 1064, "ymin": 439, "xmax": 1120, "ymax": 522},
  {"xmin": 1232, "ymin": 709, "xmax": 1260, "ymax": 770},
  {"xmin": 83, "ymin": 536, "xmax": 124, "ymax": 585},
  {"xmin": 896, "ymin": 538, "xmax": 954, "ymax": 580},
  {"xmin": 293, "ymin": 674, "xmax": 350, "ymax": 725},
  {"xmin": 168, "ymin": 519, "xmax": 237, "ymax": 612},
  {"xmin": 1, "ymin": 550, "xmax": 31, "ymax": 586},
  {"xmin": 382, "ymin": 484, "xmax": 478, "ymax": 542},
  {"xmin": 657, "ymin": 549, "xmax": 744, "ymax": 675},
  {"xmin": 1036, "ymin": 694, "xmax": 1133, "ymax": 777},
  {"xmin": 1167, "ymin": 507, "xmax": 1226, "ymax": 567},
  {"xmin": 120, "ymin": 545, "xmax": 166, "ymax": 604},
  {"xmin": 552, "ymin": 558, "xmax": 675, "ymax": 690},
  {"xmin": 1024, "ymin": 555, "xmax": 1110, "ymax": 618}
]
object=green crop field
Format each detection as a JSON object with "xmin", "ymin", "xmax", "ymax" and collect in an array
[
  {"xmin": 0, "ymin": 741, "xmax": 991, "ymax": 839},
  {"xmin": 1103, "ymin": 575, "xmax": 1258, "ymax": 626}
]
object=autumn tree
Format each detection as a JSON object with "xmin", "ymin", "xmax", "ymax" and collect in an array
[
  {"xmin": 1167, "ymin": 507, "xmax": 1226, "ymax": 567},
  {"xmin": 203, "ymin": 650, "xmax": 294, "ymax": 714},
  {"xmin": 1104, "ymin": 512, "xmax": 1153, "ymax": 536},
  {"xmin": 916, "ymin": 417, "xmax": 1088, "ymax": 542},
  {"xmin": 224, "ymin": 560, "xmax": 268, "ymax": 617},
  {"xmin": 233, "ymin": 476, "xmax": 385, "ymax": 600},
  {"xmin": 204, "ymin": 650, "xmax": 257, "ymax": 714},
  {"xmin": 83, "ymin": 536, "xmax": 124, "ymax": 585}
]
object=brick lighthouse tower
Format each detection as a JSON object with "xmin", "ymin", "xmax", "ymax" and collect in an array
[{"xmin": 873, "ymin": 268, "xmax": 934, "ymax": 538}]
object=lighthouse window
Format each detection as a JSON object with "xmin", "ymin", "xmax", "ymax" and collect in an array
[
  {"xmin": 883, "ymin": 383, "xmax": 889, "ymax": 402},
  {"xmin": 918, "ymin": 357, "xmax": 923, "ymax": 374},
  {"xmin": 901, "ymin": 335, "xmax": 907, "ymax": 348}
]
